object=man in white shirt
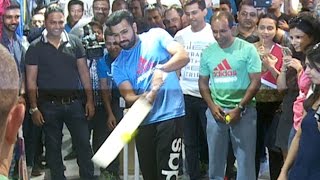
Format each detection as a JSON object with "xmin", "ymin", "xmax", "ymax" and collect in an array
[{"xmin": 174, "ymin": 0, "xmax": 215, "ymax": 179}]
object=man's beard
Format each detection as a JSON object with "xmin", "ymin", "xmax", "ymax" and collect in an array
[
  {"xmin": 166, "ymin": 27, "xmax": 178, "ymax": 36},
  {"xmin": 4, "ymin": 23, "xmax": 18, "ymax": 33},
  {"xmin": 119, "ymin": 33, "xmax": 137, "ymax": 50}
]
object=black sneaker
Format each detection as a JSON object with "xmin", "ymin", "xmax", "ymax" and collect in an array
[
  {"xmin": 31, "ymin": 166, "xmax": 43, "ymax": 177},
  {"xmin": 64, "ymin": 150, "xmax": 77, "ymax": 161}
]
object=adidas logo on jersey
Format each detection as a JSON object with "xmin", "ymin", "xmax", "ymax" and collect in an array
[{"xmin": 213, "ymin": 59, "xmax": 237, "ymax": 83}]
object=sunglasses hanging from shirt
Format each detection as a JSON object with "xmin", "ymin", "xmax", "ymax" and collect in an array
[{"xmin": 314, "ymin": 105, "xmax": 320, "ymax": 131}]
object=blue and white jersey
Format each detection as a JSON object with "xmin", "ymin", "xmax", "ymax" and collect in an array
[{"xmin": 112, "ymin": 28, "xmax": 185, "ymax": 125}]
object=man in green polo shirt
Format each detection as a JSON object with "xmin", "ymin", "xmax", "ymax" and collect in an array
[
  {"xmin": 0, "ymin": 44, "xmax": 25, "ymax": 180},
  {"xmin": 199, "ymin": 11, "xmax": 261, "ymax": 180}
]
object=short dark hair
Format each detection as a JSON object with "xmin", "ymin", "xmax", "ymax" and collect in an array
[
  {"xmin": 134, "ymin": 17, "xmax": 150, "ymax": 34},
  {"xmin": 89, "ymin": 21, "xmax": 103, "ymax": 31},
  {"xmin": 93, "ymin": 0, "xmax": 110, "ymax": 6},
  {"xmin": 211, "ymin": 11, "xmax": 235, "ymax": 29},
  {"xmin": 238, "ymin": 0, "xmax": 255, "ymax": 12},
  {"xmin": 144, "ymin": 3, "xmax": 163, "ymax": 17},
  {"xmin": 164, "ymin": 4, "xmax": 184, "ymax": 18},
  {"xmin": 6, "ymin": 0, "xmax": 20, "ymax": 10},
  {"xmin": 44, "ymin": 4, "xmax": 64, "ymax": 20},
  {"xmin": 104, "ymin": 27, "xmax": 113, "ymax": 37},
  {"xmin": 112, "ymin": 0, "xmax": 128, "ymax": 11},
  {"xmin": 184, "ymin": 0, "xmax": 206, "ymax": 11},
  {"xmin": 220, "ymin": 0, "xmax": 232, "ymax": 9},
  {"xmin": 106, "ymin": 9, "xmax": 134, "ymax": 27},
  {"xmin": 68, "ymin": 0, "xmax": 84, "ymax": 12},
  {"xmin": 33, "ymin": 5, "xmax": 46, "ymax": 16}
]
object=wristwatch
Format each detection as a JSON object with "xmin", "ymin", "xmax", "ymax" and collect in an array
[
  {"xmin": 29, "ymin": 107, "xmax": 39, "ymax": 115},
  {"xmin": 236, "ymin": 104, "xmax": 246, "ymax": 113}
]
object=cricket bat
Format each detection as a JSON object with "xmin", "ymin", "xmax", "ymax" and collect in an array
[
  {"xmin": 92, "ymin": 70, "xmax": 167, "ymax": 168},
  {"xmin": 91, "ymin": 96, "xmax": 152, "ymax": 168}
]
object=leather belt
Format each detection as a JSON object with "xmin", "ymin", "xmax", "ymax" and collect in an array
[{"xmin": 44, "ymin": 96, "xmax": 77, "ymax": 105}]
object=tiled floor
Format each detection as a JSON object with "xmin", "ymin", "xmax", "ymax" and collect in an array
[{"xmin": 30, "ymin": 125, "xmax": 270, "ymax": 180}]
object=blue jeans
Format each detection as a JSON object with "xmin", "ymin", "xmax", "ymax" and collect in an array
[
  {"xmin": 183, "ymin": 95, "xmax": 208, "ymax": 180},
  {"xmin": 40, "ymin": 99, "xmax": 95, "ymax": 180},
  {"xmin": 206, "ymin": 107, "xmax": 257, "ymax": 180}
]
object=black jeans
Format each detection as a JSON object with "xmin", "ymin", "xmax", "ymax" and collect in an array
[
  {"xmin": 256, "ymin": 101, "xmax": 282, "ymax": 179},
  {"xmin": 183, "ymin": 95, "xmax": 208, "ymax": 180},
  {"xmin": 40, "ymin": 99, "xmax": 95, "ymax": 180},
  {"xmin": 23, "ymin": 106, "xmax": 43, "ymax": 168},
  {"xmin": 90, "ymin": 106, "xmax": 109, "ymax": 153},
  {"xmin": 136, "ymin": 117, "xmax": 184, "ymax": 180}
]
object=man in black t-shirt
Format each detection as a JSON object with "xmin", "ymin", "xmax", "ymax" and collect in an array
[
  {"xmin": 25, "ymin": 5, "xmax": 96, "ymax": 180},
  {"xmin": 268, "ymin": 0, "xmax": 292, "ymax": 32}
]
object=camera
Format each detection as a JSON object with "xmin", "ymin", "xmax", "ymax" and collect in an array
[{"xmin": 82, "ymin": 24, "xmax": 104, "ymax": 59}]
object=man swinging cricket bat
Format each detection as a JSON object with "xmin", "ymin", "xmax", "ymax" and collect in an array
[{"xmin": 92, "ymin": 9, "xmax": 189, "ymax": 180}]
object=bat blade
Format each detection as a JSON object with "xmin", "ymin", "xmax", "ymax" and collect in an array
[{"xmin": 92, "ymin": 97, "xmax": 152, "ymax": 168}]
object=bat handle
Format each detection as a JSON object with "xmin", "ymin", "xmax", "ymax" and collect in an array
[
  {"xmin": 145, "ymin": 90, "xmax": 155, "ymax": 103},
  {"xmin": 145, "ymin": 72, "xmax": 168, "ymax": 102}
]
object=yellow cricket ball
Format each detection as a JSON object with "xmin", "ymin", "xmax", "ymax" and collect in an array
[
  {"xmin": 225, "ymin": 115, "xmax": 231, "ymax": 124},
  {"xmin": 121, "ymin": 132, "xmax": 132, "ymax": 143}
]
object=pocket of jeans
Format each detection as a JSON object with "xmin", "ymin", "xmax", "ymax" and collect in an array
[{"xmin": 70, "ymin": 100, "xmax": 86, "ymax": 118}]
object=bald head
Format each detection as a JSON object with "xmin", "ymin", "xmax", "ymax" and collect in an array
[{"xmin": 0, "ymin": 44, "xmax": 19, "ymax": 138}]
